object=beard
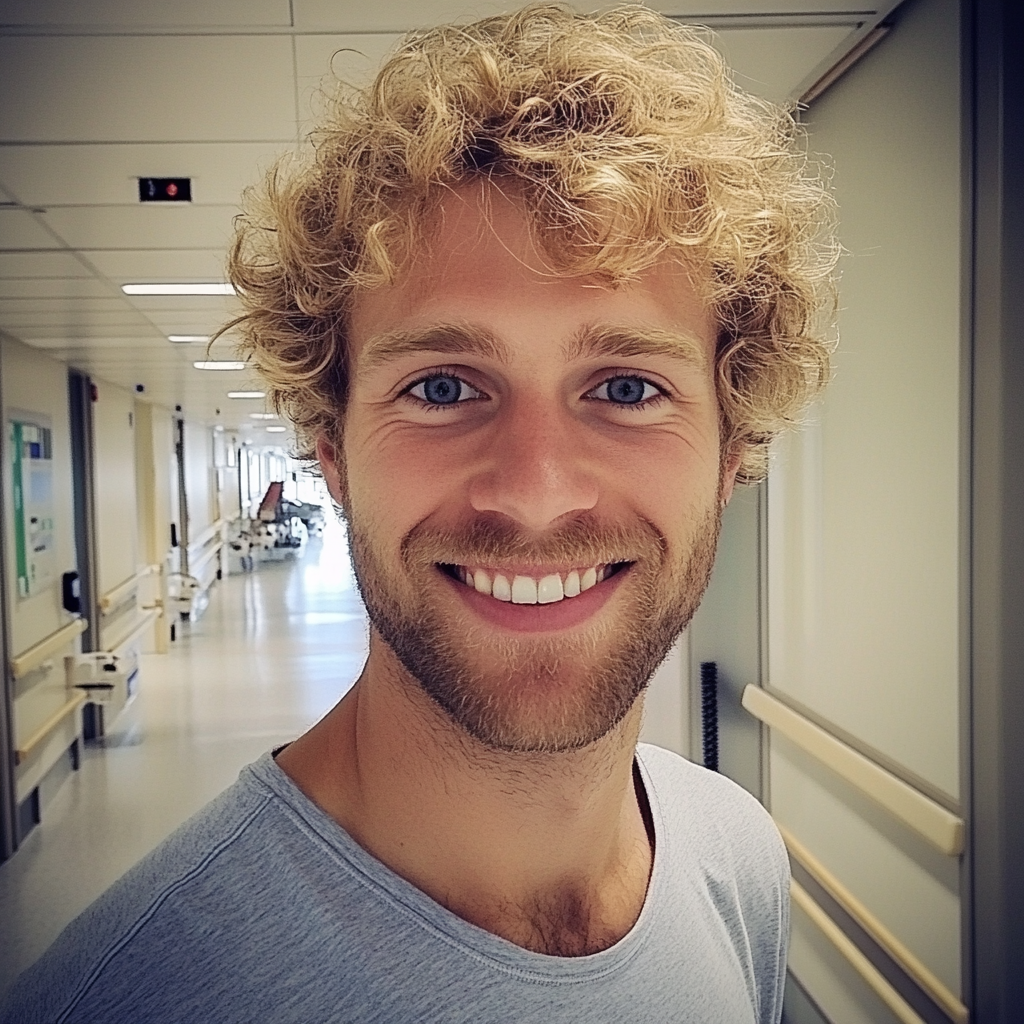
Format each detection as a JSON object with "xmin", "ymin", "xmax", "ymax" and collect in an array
[{"xmin": 344, "ymin": 494, "xmax": 723, "ymax": 755}]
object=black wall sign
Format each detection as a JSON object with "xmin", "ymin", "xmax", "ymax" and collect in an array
[{"xmin": 138, "ymin": 177, "xmax": 192, "ymax": 202}]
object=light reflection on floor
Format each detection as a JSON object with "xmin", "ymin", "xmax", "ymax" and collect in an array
[{"xmin": 0, "ymin": 514, "xmax": 369, "ymax": 995}]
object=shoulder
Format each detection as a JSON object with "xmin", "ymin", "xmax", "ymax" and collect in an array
[
  {"xmin": 636, "ymin": 742, "xmax": 789, "ymax": 918},
  {"xmin": 637, "ymin": 744, "xmax": 789, "ymax": 1024},
  {"xmin": 1, "ymin": 756, "xmax": 281, "ymax": 1024}
]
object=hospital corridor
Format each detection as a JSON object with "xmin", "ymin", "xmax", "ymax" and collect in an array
[{"xmin": 0, "ymin": 0, "xmax": 1021, "ymax": 1022}]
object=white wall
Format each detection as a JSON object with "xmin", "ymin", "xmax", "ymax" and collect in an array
[
  {"xmin": 92, "ymin": 377, "xmax": 139, "ymax": 598},
  {"xmin": 767, "ymin": 0, "xmax": 964, "ymax": 1016},
  {"xmin": 1, "ymin": 335, "xmax": 82, "ymax": 803}
]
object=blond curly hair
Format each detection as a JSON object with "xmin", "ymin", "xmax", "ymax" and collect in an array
[{"xmin": 226, "ymin": 3, "xmax": 837, "ymax": 484}]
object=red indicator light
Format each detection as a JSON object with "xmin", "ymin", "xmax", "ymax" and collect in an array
[{"xmin": 165, "ymin": 182, "xmax": 178, "ymax": 197}]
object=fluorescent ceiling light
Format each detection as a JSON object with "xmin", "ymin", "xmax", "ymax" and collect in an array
[
  {"xmin": 193, "ymin": 360, "xmax": 245, "ymax": 371},
  {"xmin": 249, "ymin": 412, "xmax": 278, "ymax": 419},
  {"xmin": 266, "ymin": 426, "xmax": 287, "ymax": 433},
  {"xmin": 168, "ymin": 334, "xmax": 209, "ymax": 343},
  {"xmin": 122, "ymin": 283, "xmax": 235, "ymax": 296},
  {"xmin": 227, "ymin": 391, "xmax": 266, "ymax": 399}
]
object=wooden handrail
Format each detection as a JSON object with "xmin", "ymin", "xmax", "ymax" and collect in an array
[
  {"xmin": 99, "ymin": 564, "xmax": 161, "ymax": 612},
  {"xmin": 104, "ymin": 609, "xmax": 160, "ymax": 654},
  {"xmin": 791, "ymin": 880, "xmax": 926, "ymax": 1024},
  {"xmin": 11, "ymin": 619, "xmax": 87, "ymax": 680},
  {"xmin": 780, "ymin": 824, "xmax": 968, "ymax": 1024},
  {"xmin": 742, "ymin": 685, "xmax": 964, "ymax": 856},
  {"xmin": 15, "ymin": 691, "xmax": 86, "ymax": 764}
]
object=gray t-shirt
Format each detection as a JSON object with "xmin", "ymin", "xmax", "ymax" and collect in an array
[{"xmin": 2, "ymin": 743, "xmax": 789, "ymax": 1024}]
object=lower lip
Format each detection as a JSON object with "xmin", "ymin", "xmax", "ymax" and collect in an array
[{"xmin": 441, "ymin": 566, "xmax": 630, "ymax": 633}]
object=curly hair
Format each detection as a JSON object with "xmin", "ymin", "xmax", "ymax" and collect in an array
[{"xmin": 226, "ymin": 3, "xmax": 838, "ymax": 484}]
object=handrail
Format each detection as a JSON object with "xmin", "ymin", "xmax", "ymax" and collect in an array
[
  {"xmin": 188, "ymin": 518, "xmax": 225, "ymax": 553},
  {"xmin": 99, "ymin": 564, "xmax": 161, "ymax": 612},
  {"xmin": 780, "ymin": 824, "xmax": 968, "ymax": 1024},
  {"xmin": 190, "ymin": 539, "xmax": 223, "ymax": 577},
  {"xmin": 742, "ymin": 685, "xmax": 964, "ymax": 856},
  {"xmin": 791, "ymin": 880, "xmax": 926, "ymax": 1024},
  {"xmin": 15, "ymin": 691, "xmax": 86, "ymax": 765},
  {"xmin": 11, "ymin": 619, "xmax": 88, "ymax": 680},
  {"xmin": 105, "ymin": 608, "xmax": 160, "ymax": 655}
]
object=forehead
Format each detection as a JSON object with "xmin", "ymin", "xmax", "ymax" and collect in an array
[{"xmin": 348, "ymin": 183, "xmax": 714, "ymax": 361}]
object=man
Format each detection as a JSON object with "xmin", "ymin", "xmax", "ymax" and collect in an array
[{"xmin": 3, "ymin": 5, "xmax": 835, "ymax": 1022}]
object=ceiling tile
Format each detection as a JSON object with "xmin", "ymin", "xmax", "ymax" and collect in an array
[
  {"xmin": 0, "ymin": 0, "xmax": 291, "ymax": 26},
  {"xmin": 0, "ymin": 142, "xmax": 297, "ymax": 207},
  {"xmin": 0, "ymin": 308, "xmax": 152, "ymax": 328},
  {"xmin": 82, "ymin": 248, "xmax": 229, "ymax": 283},
  {"xmin": 0, "ymin": 209, "xmax": 63, "ymax": 249},
  {"xmin": 0, "ymin": 251, "xmax": 96, "ymax": 278},
  {"xmin": 0, "ymin": 36, "xmax": 297, "ymax": 143},
  {"xmin": 124, "ymin": 294, "xmax": 240, "ymax": 314},
  {"xmin": 40, "ymin": 205, "xmax": 239, "ymax": 250},
  {"xmin": 0, "ymin": 296, "xmax": 129, "ymax": 313},
  {"xmin": 14, "ymin": 323, "xmax": 162, "ymax": 339},
  {"xmin": 0, "ymin": 277, "xmax": 113, "ymax": 298}
]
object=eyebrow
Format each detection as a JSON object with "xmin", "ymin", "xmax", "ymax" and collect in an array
[
  {"xmin": 355, "ymin": 321, "xmax": 709, "ymax": 378},
  {"xmin": 356, "ymin": 324, "xmax": 511, "ymax": 378},
  {"xmin": 563, "ymin": 324, "xmax": 709, "ymax": 369}
]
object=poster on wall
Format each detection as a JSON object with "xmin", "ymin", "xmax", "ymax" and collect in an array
[{"xmin": 9, "ymin": 415, "xmax": 55, "ymax": 599}]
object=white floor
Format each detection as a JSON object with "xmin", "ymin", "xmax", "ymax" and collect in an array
[{"xmin": 0, "ymin": 517, "xmax": 368, "ymax": 998}]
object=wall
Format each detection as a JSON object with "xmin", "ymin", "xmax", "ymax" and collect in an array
[
  {"xmin": 767, "ymin": 0, "xmax": 964, "ymax": 1018},
  {"xmin": 92, "ymin": 377, "xmax": 138, "ymax": 600},
  {"xmin": 0, "ymin": 335, "xmax": 81, "ymax": 804}
]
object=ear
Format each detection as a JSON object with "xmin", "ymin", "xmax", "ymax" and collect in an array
[
  {"xmin": 719, "ymin": 447, "xmax": 743, "ymax": 508},
  {"xmin": 316, "ymin": 433, "xmax": 348, "ymax": 509}
]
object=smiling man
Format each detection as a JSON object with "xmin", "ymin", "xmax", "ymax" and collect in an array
[{"xmin": 2, "ymin": 6, "xmax": 836, "ymax": 1023}]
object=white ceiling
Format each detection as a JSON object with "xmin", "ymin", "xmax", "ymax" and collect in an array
[{"xmin": 0, "ymin": 0, "xmax": 899, "ymax": 436}]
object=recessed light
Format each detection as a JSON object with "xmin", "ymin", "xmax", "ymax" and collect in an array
[
  {"xmin": 266, "ymin": 425, "xmax": 287, "ymax": 433},
  {"xmin": 122, "ymin": 283, "xmax": 235, "ymax": 296},
  {"xmin": 227, "ymin": 391, "xmax": 266, "ymax": 399},
  {"xmin": 193, "ymin": 361, "xmax": 245, "ymax": 371},
  {"xmin": 168, "ymin": 335, "xmax": 209, "ymax": 343},
  {"xmin": 249, "ymin": 412, "xmax": 278, "ymax": 419}
]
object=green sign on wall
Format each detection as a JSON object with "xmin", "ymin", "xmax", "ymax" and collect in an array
[{"xmin": 9, "ymin": 418, "xmax": 55, "ymax": 599}]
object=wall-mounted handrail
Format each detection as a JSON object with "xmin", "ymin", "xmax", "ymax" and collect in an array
[
  {"xmin": 742, "ymin": 685, "xmax": 964, "ymax": 856},
  {"xmin": 188, "ymin": 518, "xmax": 224, "ymax": 554},
  {"xmin": 780, "ymin": 824, "xmax": 968, "ymax": 1024},
  {"xmin": 791, "ymin": 880, "xmax": 926, "ymax": 1024},
  {"xmin": 104, "ymin": 609, "xmax": 160, "ymax": 655},
  {"xmin": 10, "ymin": 619, "xmax": 87, "ymax": 681},
  {"xmin": 14, "ymin": 691, "xmax": 86, "ymax": 765},
  {"xmin": 99, "ymin": 564, "xmax": 161, "ymax": 612},
  {"xmin": 190, "ymin": 539, "xmax": 223, "ymax": 578}
]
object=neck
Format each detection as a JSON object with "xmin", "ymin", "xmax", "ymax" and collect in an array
[{"xmin": 276, "ymin": 633, "xmax": 654, "ymax": 956}]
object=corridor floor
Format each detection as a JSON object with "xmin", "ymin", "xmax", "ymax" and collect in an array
[{"xmin": 0, "ymin": 517, "xmax": 368, "ymax": 997}]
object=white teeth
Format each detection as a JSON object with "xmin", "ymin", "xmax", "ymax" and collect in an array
[
  {"xmin": 537, "ymin": 574, "xmax": 564, "ymax": 604},
  {"xmin": 511, "ymin": 575, "xmax": 538, "ymax": 604},
  {"xmin": 456, "ymin": 565, "xmax": 611, "ymax": 604},
  {"xmin": 492, "ymin": 574, "xmax": 512, "ymax": 602}
]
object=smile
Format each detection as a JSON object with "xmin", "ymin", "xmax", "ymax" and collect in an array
[{"xmin": 439, "ymin": 563, "xmax": 631, "ymax": 605}]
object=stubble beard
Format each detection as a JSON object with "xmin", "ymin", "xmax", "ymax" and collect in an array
[{"xmin": 344, "ymin": 496, "xmax": 723, "ymax": 755}]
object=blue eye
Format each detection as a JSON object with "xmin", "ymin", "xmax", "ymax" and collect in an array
[
  {"xmin": 590, "ymin": 376, "xmax": 661, "ymax": 405},
  {"xmin": 408, "ymin": 374, "xmax": 482, "ymax": 406}
]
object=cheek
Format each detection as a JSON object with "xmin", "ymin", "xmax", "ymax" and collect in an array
[{"xmin": 343, "ymin": 422, "xmax": 469, "ymax": 535}]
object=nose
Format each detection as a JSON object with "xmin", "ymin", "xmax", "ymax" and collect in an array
[{"xmin": 467, "ymin": 398, "xmax": 600, "ymax": 531}]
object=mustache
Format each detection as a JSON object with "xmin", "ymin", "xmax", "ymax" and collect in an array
[{"xmin": 399, "ymin": 511, "xmax": 668, "ymax": 570}]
